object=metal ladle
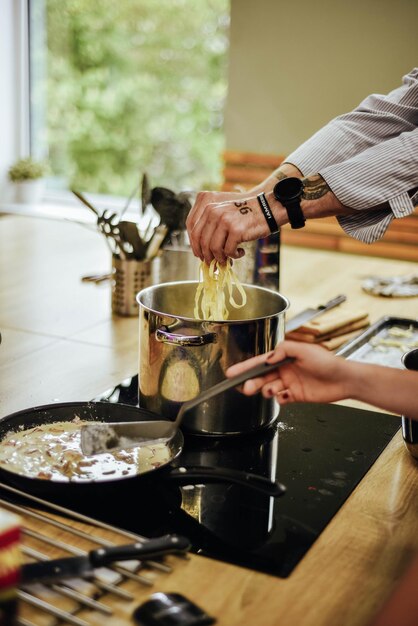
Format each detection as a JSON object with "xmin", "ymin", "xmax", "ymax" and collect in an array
[{"xmin": 80, "ymin": 356, "xmax": 295, "ymax": 455}]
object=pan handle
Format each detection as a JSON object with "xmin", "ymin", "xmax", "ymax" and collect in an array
[
  {"xmin": 156, "ymin": 326, "xmax": 217, "ymax": 347},
  {"xmin": 167, "ymin": 466, "xmax": 286, "ymax": 497}
]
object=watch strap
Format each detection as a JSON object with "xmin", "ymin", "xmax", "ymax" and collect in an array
[{"xmin": 284, "ymin": 198, "xmax": 305, "ymax": 229}]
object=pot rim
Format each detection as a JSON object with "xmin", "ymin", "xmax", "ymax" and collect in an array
[{"xmin": 136, "ymin": 280, "xmax": 290, "ymax": 323}]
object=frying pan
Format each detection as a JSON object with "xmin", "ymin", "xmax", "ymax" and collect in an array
[{"xmin": 0, "ymin": 402, "xmax": 286, "ymax": 501}]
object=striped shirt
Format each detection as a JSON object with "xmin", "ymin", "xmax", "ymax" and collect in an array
[{"xmin": 285, "ymin": 67, "xmax": 418, "ymax": 243}]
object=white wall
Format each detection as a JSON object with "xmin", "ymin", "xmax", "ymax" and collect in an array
[{"xmin": 226, "ymin": 0, "xmax": 418, "ymax": 156}]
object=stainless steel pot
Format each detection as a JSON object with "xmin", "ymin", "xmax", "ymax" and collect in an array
[{"xmin": 137, "ymin": 280, "xmax": 289, "ymax": 435}]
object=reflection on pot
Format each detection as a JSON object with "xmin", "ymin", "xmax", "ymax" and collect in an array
[
  {"xmin": 158, "ymin": 348, "xmax": 202, "ymax": 404},
  {"xmin": 177, "ymin": 424, "xmax": 280, "ymax": 550}
]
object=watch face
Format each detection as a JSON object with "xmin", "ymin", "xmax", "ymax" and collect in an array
[
  {"xmin": 273, "ymin": 177, "xmax": 305, "ymax": 229},
  {"xmin": 275, "ymin": 177, "xmax": 303, "ymax": 201}
]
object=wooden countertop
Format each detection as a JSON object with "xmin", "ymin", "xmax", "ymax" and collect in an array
[{"xmin": 1, "ymin": 214, "xmax": 418, "ymax": 626}]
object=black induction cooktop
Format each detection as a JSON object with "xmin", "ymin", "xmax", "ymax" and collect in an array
[{"xmin": 80, "ymin": 375, "xmax": 400, "ymax": 578}]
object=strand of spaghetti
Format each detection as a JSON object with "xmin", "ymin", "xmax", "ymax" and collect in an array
[
  {"xmin": 194, "ymin": 258, "xmax": 247, "ymax": 320},
  {"xmin": 228, "ymin": 263, "xmax": 247, "ymax": 309}
]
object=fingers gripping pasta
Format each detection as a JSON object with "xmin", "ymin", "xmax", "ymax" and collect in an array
[{"xmin": 194, "ymin": 259, "xmax": 247, "ymax": 320}]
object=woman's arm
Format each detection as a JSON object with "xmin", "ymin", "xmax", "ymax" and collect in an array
[{"xmin": 226, "ymin": 341, "xmax": 418, "ymax": 421}]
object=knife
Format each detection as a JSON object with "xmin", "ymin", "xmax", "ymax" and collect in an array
[
  {"xmin": 20, "ymin": 534, "xmax": 190, "ymax": 585},
  {"xmin": 285, "ymin": 295, "xmax": 347, "ymax": 333}
]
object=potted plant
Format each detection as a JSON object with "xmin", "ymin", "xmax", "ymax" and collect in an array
[{"xmin": 8, "ymin": 157, "xmax": 48, "ymax": 204}]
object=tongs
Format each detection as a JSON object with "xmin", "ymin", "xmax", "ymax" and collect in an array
[{"xmin": 80, "ymin": 357, "xmax": 295, "ymax": 455}]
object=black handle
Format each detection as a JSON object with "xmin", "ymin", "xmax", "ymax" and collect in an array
[
  {"xmin": 176, "ymin": 356, "xmax": 295, "ymax": 427},
  {"xmin": 168, "ymin": 466, "xmax": 286, "ymax": 497},
  {"xmin": 89, "ymin": 534, "xmax": 190, "ymax": 567}
]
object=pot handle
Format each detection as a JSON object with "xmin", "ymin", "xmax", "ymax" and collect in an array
[
  {"xmin": 167, "ymin": 466, "xmax": 286, "ymax": 497},
  {"xmin": 156, "ymin": 326, "xmax": 217, "ymax": 347}
]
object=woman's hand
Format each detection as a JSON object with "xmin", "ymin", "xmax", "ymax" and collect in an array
[{"xmin": 226, "ymin": 341, "xmax": 351, "ymax": 405}]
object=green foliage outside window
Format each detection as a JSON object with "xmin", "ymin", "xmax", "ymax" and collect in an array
[
  {"xmin": 40, "ymin": 0, "xmax": 229, "ymax": 195},
  {"xmin": 8, "ymin": 157, "xmax": 47, "ymax": 182}
]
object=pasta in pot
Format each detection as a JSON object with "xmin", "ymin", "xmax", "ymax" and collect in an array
[{"xmin": 194, "ymin": 258, "xmax": 247, "ymax": 321}]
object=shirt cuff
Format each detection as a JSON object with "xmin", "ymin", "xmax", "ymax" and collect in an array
[
  {"xmin": 336, "ymin": 192, "xmax": 415, "ymax": 243},
  {"xmin": 389, "ymin": 191, "xmax": 416, "ymax": 218},
  {"xmin": 336, "ymin": 210, "xmax": 394, "ymax": 244}
]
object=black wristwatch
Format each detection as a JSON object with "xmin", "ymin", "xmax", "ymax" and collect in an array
[{"xmin": 273, "ymin": 177, "xmax": 306, "ymax": 229}]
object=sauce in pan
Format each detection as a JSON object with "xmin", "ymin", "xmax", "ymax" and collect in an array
[{"xmin": 0, "ymin": 418, "xmax": 171, "ymax": 482}]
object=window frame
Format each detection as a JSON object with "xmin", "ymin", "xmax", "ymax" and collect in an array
[{"xmin": 3, "ymin": 0, "xmax": 137, "ymax": 217}]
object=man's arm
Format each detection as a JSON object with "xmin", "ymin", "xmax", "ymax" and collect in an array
[
  {"xmin": 186, "ymin": 161, "xmax": 417, "ymax": 264},
  {"xmin": 320, "ymin": 129, "xmax": 418, "ymax": 242},
  {"xmin": 186, "ymin": 68, "xmax": 418, "ymax": 262},
  {"xmin": 280, "ymin": 67, "xmax": 418, "ymax": 242},
  {"xmin": 284, "ymin": 67, "xmax": 418, "ymax": 176}
]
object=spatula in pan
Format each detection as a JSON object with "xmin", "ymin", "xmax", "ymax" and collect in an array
[{"xmin": 80, "ymin": 356, "xmax": 295, "ymax": 455}]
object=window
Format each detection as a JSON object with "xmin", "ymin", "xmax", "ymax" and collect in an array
[{"xmin": 28, "ymin": 0, "xmax": 229, "ymax": 198}]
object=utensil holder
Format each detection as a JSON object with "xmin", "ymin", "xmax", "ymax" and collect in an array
[{"xmin": 112, "ymin": 256, "xmax": 155, "ymax": 317}]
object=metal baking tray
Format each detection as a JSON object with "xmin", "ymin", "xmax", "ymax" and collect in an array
[{"xmin": 336, "ymin": 316, "xmax": 418, "ymax": 369}]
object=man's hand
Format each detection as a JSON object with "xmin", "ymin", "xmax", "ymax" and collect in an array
[
  {"xmin": 186, "ymin": 191, "xmax": 271, "ymax": 264},
  {"xmin": 186, "ymin": 163, "xmax": 302, "ymax": 264}
]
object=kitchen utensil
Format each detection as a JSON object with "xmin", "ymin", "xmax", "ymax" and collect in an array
[
  {"xmin": 145, "ymin": 224, "xmax": 169, "ymax": 260},
  {"xmin": 82, "ymin": 273, "xmax": 112, "ymax": 284},
  {"xmin": 142, "ymin": 173, "xmax": 151, "ymax": 214},
  {"xmin": 150, "ymin": 187, "xmax": 191, "ymax": 233},
  {"xmin": 21, "ymin": 535, "xmax": 190, "ymax": 585},
  {"xmin": 0, "ymin": 402, "xmax": 286, "ymax": 500},
  {"xmin": 118, "ymin": 220, "xmax": 147, "ymax": 259},
  {"xmin": 71, "ymin": 190, "xmax": 99, "ymax": 217},
  {"xmin": 137, "ymin": 280, "xmax": 289, "ymax": 435},
  {"xmin": 71, "ymin": 190, "xmax": 128, "ymax": 258},
  {"xmin": 97, "ymin": 210, "xmax": 127, "ymax": 258},
  {"xmin": 72, "ymin": 190, "xmax": 120, "ymax": 256},
  {"xmin": 81, "ymin": 357, "xmax": 294, "ymax": 455},
  {"xmin": 285, "ymin": 295, "xmax": 346, "ymax": 332}
]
